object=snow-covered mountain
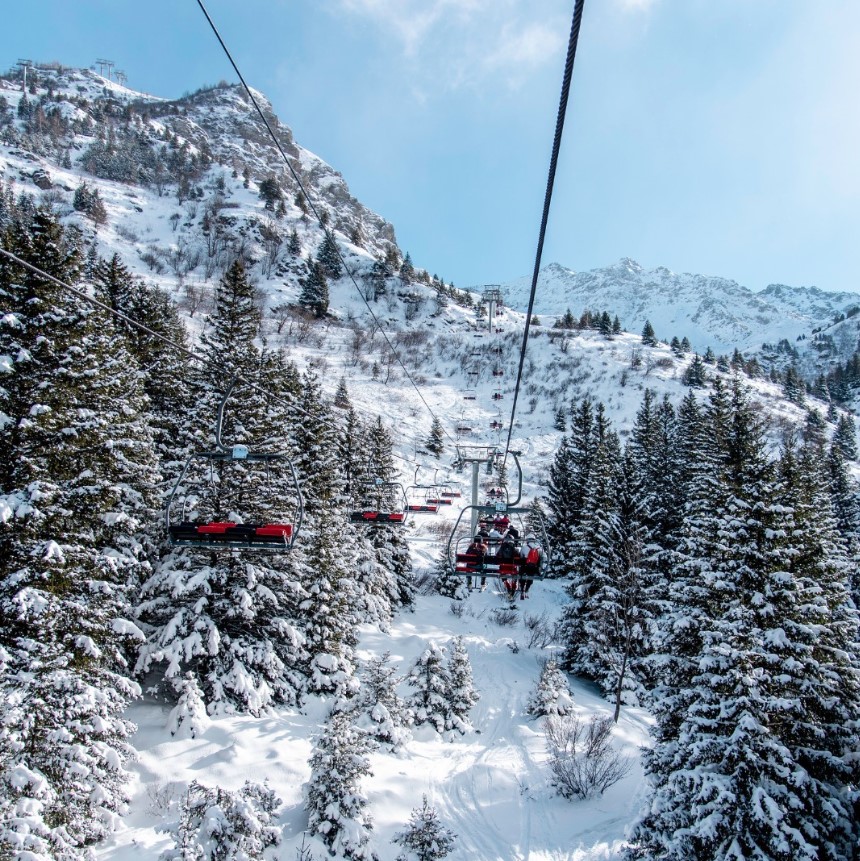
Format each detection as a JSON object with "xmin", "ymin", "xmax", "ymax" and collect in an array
[{"xmin": 498, "ymin": 259, "xmax": 860, "ymax": 363}]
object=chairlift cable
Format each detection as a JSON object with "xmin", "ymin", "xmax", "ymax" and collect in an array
[
  {"xmin": 0, "ymin": 247, "xmax": 424, "ymax": 471},
  {"xmin": 195, "ymin": 0, "xmax": 457, "ymax": 446},
  {"xmin": 503, "ymin": 0, "xmax": 586, "ymax": 465}
]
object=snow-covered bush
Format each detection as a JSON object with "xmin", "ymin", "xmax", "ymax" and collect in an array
[
  {"xmin": 526, "ymin": 658, "xmax": 574, "ymax": 718},
  {"xmin": 166, "ymin": 672, "xmax": 210, "ymax": 738},
  {"xmin": 305, "ymin": 711, "xmax": 375, "ymax": 859},
  {"xmin": 446, "ymin": 637, "xmax": 479, "ymax": 734},
  {"xmin": 544, "ymin": 715, "xmax": 631, "ymax": 800},
  {"xmin": 161, "ymin": 780, "xmax": 281, "ymax": 861},
  {"xmin": 354, "ymin": 652, "xmax": 412, "ymax": 750},
  {"xmin": 407, "ymin": 640, "xmax": 479, "ymax": 736},
  {"xmin": 392, "ymin": 795, "xmax": 456, "ymax": 861},
  {"xmin": 407, "ymin": 642, "xmax": 450, "ymax": 734}
]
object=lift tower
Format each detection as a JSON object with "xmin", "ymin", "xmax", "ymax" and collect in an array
[
  {"xmin": 453, "ymin": 444, "xmax": 498, "ymax": 538},
  {"xmin": 482, "ymin": 286, "xmax": 503, "ymax": 334}
]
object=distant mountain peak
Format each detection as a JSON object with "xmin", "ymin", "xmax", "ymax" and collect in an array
[{"xmin": 500, "ymin": 260, "xmax": 860, "ymax": 370}]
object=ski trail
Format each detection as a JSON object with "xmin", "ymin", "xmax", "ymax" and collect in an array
[{"xmin": 433, "ymin": 630, "xmax": 552, "ymax": 860}]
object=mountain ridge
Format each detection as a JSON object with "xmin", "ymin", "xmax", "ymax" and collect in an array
[{"xmin": 497, "ymin": 259, "xmax": 860, "ymax": 361}]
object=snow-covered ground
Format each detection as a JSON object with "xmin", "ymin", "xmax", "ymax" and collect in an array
[{"xmin": 100, "ymin": 577, "xmax": 652, "ymax": 861}]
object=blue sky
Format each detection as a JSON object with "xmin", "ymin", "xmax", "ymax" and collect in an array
[{"xmin": 2, "ymin": 1, "xmax": 859, "ymax": 294}]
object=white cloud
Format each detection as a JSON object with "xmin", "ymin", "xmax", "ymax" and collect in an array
[
  {"xmin": 616, "ymin": 0, "xmax": 658, "ymax": 10},
  {"xmin": 336, "ymin": 0, "xmax": 568, "ymax": 90}
]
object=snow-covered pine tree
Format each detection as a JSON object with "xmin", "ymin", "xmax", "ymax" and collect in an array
[
  {"xmin": 445, "ymin": 636, "xmax": 479, "ymax": 733},
  {"xmin": 305, "ymin": 710, "xmax": 375, "ymax": 860},
  {"xmin": 629, "ymin": 379, "xmax": 860, "ymax": 861},
  {"xmin": 334, "ymin": 376, "xmax": 351, "ymax": 409},
  {"xmin": 432, "ymin": 549, "xmax": 467, "ymax": 600},
  {"xmin": 91, "ymin": 252, "xmax": 195, "ymax": 489},
  {"xmin": 425, "ymin": 416, "xmax": 444, "ymax": 458},
  {"xmin": 407, "ymin": 642, "xmax": 450, "ymax": 734},
  {"xmin": 315, "ymin": 230, "xmax": 342, "ymax": 280},
  {"xmin": 338, "ymin": 401, "xmax": 370, "ymax": 504},
  {"xmin": 0, "ymin": 209, "xmax": 159, "ymax": 855},
  {"xmin": 299, "ymin": 260, "xmax": 329, "ymax": 317},
  {"xmin": 355, "ymin": 652, "xmax": 412, "ymax": 749},
  {"xmin": 373, "ymin": 524, "xmax": 414, "ymax": 610},
  {"xmin": 827, "ymin": 441, "xmax": 860, "ymax": 606},
  {"xmin": 399, "ymin": 251, "xmax": 415, "ymax": 284},
  {"xmin": 162, "ymin": 780, "xmax": 281, "ymax": 861},
  {"xmin": 136, "ymin": 259, "xmax": 307, "ymax": 714},
  {"xmin": 364, "ymin": 417, "xmax": 413, "ymax": 611},
  {"xmin": 627, "ymin": 391, "xmax": 681, "ymax": 665},
  {"xmin": 545, "ymin": 398, "xmax": 594, "ymax": 577},
  {"xmin": 526, "ymin": 657, "xmax": 574, "ymax": 717},
  {"xmin": 640, "ymin": 320, "xmax": 657, "ymax": 346},
  {"xmin": 392, "ymin": 795, "xmax": 456, "ymax": 861},
  {"xmin": 166, "ymin": 672, "xmax": 211, "ymax": 739},
  {"xmin": 557, "ymin": 421, "xmax": 650, "ymax": 716},
  {"xmin": 291, "ymin": 367, "xmax": 343, "ymax": 515},
  {"xmin": 834, "ymin": 412, "xmax": 858, "ymax": 460},
  {"xmin": 300, "ymin": 513, "xmax": 361, "ymax": 696}
]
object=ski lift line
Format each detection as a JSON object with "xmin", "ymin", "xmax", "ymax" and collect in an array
[
  {"xmin": 194, "ymin": 0, "xmax": 457, "ymax": 448},
  {"xmin": 502, "ymin": 0, "xmax": 585, "ymax": 467},
  {"xmin": 0, "ymin": 247, "xmax": 429, "ymax": 473}
]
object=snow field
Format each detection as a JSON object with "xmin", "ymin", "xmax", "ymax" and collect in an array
[{"xmin": 102, "ymin": 580, "xmax": 651, "ymax": 861}]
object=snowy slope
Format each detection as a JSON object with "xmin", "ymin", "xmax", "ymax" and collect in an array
[{"xmin": 101, "ymin": 582, "xmax": 652, "ymax": 861}]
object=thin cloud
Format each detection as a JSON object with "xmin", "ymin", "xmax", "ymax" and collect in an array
[
  {"xmin": 336, "ymin": 0, "xmax": 568, "ymax": 90},
  {"xmin": 616, "ymin": 0, "xmax": 659, "ymax": 10}
]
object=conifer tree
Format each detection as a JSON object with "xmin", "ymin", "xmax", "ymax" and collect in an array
[
  {"xmin": 392, "ymin": 796, "xmax": 456, "ymax": 861},
  {"xmin": 834, "ymin": 412, "xmax": 858, "ymax": 460},
  {"xmin": 782, "ymin": 364, "xmax": 806, "ymax": 405},
  {"xmin": 681, "ymin": 353, "xmax": 707, "ymax": 388},
  {"xmin": 558, "ymin": 429, "xmax": 650, "ymax": 715},
  {"xmin": 163, "ymin": 781, "xmax": 282, "ymax": 861},
  {"xmin": 526, "ymin": 658, "xmax": 574, "ymax": 717},
  {"xmin": 629, "ymin": 380, "xmax": 860, "ymax": 861},
  {"xmin": 340, "ymin": 404, "xmax": 369, "ymax": 504},
  {"xmin": 305, "ymin": 710, "xmax": 375, "ymax": 860},
  {"xmin": 368, "ymin": 258, "xmax": 388, "ymax": 302},
  {"xmin": 299, "ymin": 260, "xmax": 329, "ymax": 317},
  {"xmin": 425, "ymin": 416, "xmax": 445, "ymax": 458},
  {"xmin": 408, "ymin": 642, "xmax": 451, "ymax": 733},
  {"xmin": 92, "ymin": 252, "xmax": 194, "ymax": 492},
  {"xmin": 300, "ymin": 516, "xmax": 361, "ymax": 696},
  {"xmin": 355, "ymin": 652, "xmax": 412, "ymax": 749},
  {"xmin": 433, "ymin": 550, "xmax": 467, "ymax": 599},
  {"xmin": 136, "ymin": 260, "xmax": 307, "ymax": 714},
  {"xmin": 546, "ymin": 399, "xmax": 595, "ymax": 577},
  {"xmin": 334, "ymin": 376, "xmax": 351, "ymax": 409},
  {"xmin": 641, "ymin": 320, "xmax": 657, "ymax": 346},
  {"xmin": 292, "ymin": 367, "xmax": 342, "ymax": 513},
  {"xmin": 827, "ymin": 441, "xmax": 860, "ymax": 607},
  {"xmin": 374, "ymin": 525, "xmax": 414, "ymax": 610},
  {"xmin": 166, "ymin": 673, "xmax": 211, "ymax": 739},
  {"xmin": 629, "ymin": 391, "xmax": 682, "ymax": 635},
  {"xmin": 400, "ymin": 251, "xmax": 415, "ymax": 283},
  {"xmin": 315, "ymin": 231, "xmax": 342, "ymax": 279},
  {"xmin": 446, "ymin": 636, "xmax": 479, "ymax": 733},
  {"xmin": 0, "ymin": 210, "xmax": 159, "ymax": 854}
]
